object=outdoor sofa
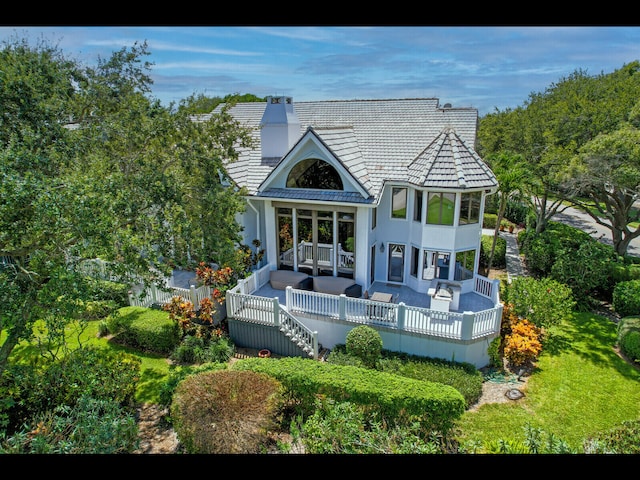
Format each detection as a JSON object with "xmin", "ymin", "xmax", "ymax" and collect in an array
[{"xmin": 269, "ymin": 270, "xmax": 362, "ymax": 297}]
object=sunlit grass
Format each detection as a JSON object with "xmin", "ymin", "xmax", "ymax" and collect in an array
[
  {"xmin": 455, "ymin": 311, "xmax": 640, "ymax": 450},
  {"xmin": 5, "ymin": 316, "xmax": 172, "ymax": 404}
]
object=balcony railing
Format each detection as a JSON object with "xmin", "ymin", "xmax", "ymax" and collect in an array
[{"xmin": 226, "ymin": 265, "xmax": 502, "ymax": 346}]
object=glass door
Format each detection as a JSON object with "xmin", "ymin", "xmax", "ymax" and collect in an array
[
  {"xmin": 387, "ymin": 243, "xmax": 405, "ymax": 282},
  {"xmin": 296, "ymin": 209, "xmax": 314, "ymax": 275}
]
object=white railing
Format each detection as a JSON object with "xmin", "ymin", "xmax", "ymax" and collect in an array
[
  {"xmin": 226, "ymin": 269, "xmax": 502, "ymax": 343},
  {"xmin": 128, "ymin": 283, "xmax": 212, "ymax": 309},
  {"xmin": 474, "ymin": 275, "xmax": 500, "ymax": 304},
  {"xmin": 226, "ymin": 290, "xmax": 319, "ymax": 359},
  {"xmin": 280, "ymin": 242, "xmax": 354, "ymax": 270}
]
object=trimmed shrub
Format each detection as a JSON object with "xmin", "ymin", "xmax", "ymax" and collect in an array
[
  {"xmin": 613, "ymin": 280, "xmax": 640, "ymax": 317},
  {"xmin": 232, "ymin": 356, "xmax": 466, "ymax": 433},
  {"xmin": 619, "ymin": 331, "xmax": 640, "ymax": 363},
  {"xmin": 617, "ymin": 316, "xmax": 640, "ymax": 363},
  {"xmin": 345, "ymin": 325, "xmax": 383, "ymax": 368},
  {"xmin": 328, "ymin": 344, "xmax": 483, "ymax": 409},
  {"xmin": 170, "ymin": 370, "xmax": 283, "ymax": 454},
  {"xmin": 480, "ymin": 234, "xmax": 506, "ymax": 270},
  {"xmin": 107, "ymin": 306, "xmax": 181, "ymax": 355},
  {"xmin": 610, "ymin": 262, "xmax": 640, "ymax": 283},
  {"xmin": 483, "ymin": 213, "xmax": 498, "ymax": 229},
  {"xmin": 502, "ymin": 276, "xmax": 575, "ymax": 329},
  {"xmin": 158, "ymin": 363, "xmax": 228, "ymax": 409}
]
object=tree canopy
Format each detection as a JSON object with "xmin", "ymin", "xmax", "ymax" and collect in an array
[
  {"xmin": 478, "ymin": 61, "xmax": 640, "ymax": 254},
  {"xmin": 0, "ymin": 36, "xmax": 252, "ymax": 375}
]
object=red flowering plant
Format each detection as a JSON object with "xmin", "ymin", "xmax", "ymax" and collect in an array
[
  {"xmin": 163, "ymin": 296, "xmax": 196, "ymax": 336},
  {"xmin": 195, "ymin": 263, "xmax": 236, "ymax": 305}
]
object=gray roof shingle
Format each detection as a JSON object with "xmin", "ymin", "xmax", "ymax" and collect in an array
[{"xmin": 205, "ymin": 98, "xmax": 496, "ymax": 201}]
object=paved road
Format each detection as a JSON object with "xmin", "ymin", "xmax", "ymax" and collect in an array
[{"xmin": 551, "ymin": 205, "xmax": 640, "ymax": 257}]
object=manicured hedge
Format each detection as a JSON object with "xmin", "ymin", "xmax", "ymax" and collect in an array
[
  {"xmin": 106, "ymin": 306, "xmax": 181, "ymax": 355},
  {"xmin": 231, "ymin": 356, "xmax": 466, "ymax": 433}
]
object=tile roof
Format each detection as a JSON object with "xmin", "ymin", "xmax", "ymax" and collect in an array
[
  {"xmin": 206, "ymin": 98, "xmax": 496, "ymax": 201},
  {"xmin": 407, "ymin": 128, "xmax": 498, "ymax": 189}
]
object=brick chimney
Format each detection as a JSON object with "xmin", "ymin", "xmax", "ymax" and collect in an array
[{"xmin": 260, "ymin": 96, "xmax": 301, "ymax": 159}]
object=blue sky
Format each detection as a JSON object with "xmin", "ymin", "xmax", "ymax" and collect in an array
[{"xmin": 1, "ymin": 25, "xmax": 639, "ymax": 116}]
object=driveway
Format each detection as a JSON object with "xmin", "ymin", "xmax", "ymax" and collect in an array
[{"xmin": 552, "ymin": 204, "xmax": 640, "ymax": 257}]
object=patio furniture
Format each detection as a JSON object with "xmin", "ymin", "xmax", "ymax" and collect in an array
[
  {"xmin": 370, "ymin": 291, "xmax": 393, "ymax": 303},
  {"xmin": 269, "ymin": 270, "xmax": 312, "ymax": 290},
  {"xmin": 312, "ymin": 276, "xmax": 362, "ymax": 297}
]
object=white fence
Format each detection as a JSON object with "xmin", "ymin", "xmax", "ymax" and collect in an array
[{"xmin": 128, "ymin": 283, "xmax": 212, "ymax": 309}]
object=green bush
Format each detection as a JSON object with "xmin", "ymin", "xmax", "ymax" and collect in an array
[
  {"xmin": 487, "ymin": 336, "xmax": 502, "ymax": 369},
  {"xmin": 504, "ymin": 200, "xmax": 529, "ymax": 225},
  {"xmin": 170, "ymin": 369, "xmax": 283, "ymax": 454},
  {"xmin": 232, "ymin": 356, "xmax": 466, "ymax": 433},
  {"xmin": 0, "ymin": 395, "xmax": 138, "ymax": 454},
  {"xmin": 328, "ymin": 345, "xmax": 483, "ymax": 408},
  {"xmin": 158, "ymin": 363, "xmax": 228, "ymax": 409},
  {"xmin": 345, "ymin": 325, "xmax": 383, "ymax": 368},
  {"xmin": 171, "ymin": 334, "xmax": 235, "ymax": 364},
  {"xmin": 550, "ymin": 241, "xmax": 618, "ymax": 306},
  {"xmin": 86, "ymin": 278, "xmax": 130, "ymax": 307},
  {"xmin": 619, "ymin": 331, "xmax": 640, "ymax": 363},
  {"xmin": 0, "ymin": 346, "xmax": 140, "ymax": 435},
  {"xmin": 483, "ymin": 213, "xmax": 498, "ymax": 229},
  {"xmin": 613, "ymin": 281, "xmax": 640, "ymax": 317},
  {"xmin": 107, "ymin": 306, "xmax": 181, "ymax": 355},
  {"xmin": 610, "ymin": 263, "xmax": 640, "ymax": 283},
  {"xmin": 617, "ymin": 316, "xmax": 640, "ymax": 363},
  {"xmin": 583, "ymin": 420, "xmax": 640, "ymax": 454},
  {"xmin": 480, "ymin": 235, "xmax": 506, "ymax": 269},
  {"xmin": 298, "ymin": 398, "xmax": 440, "ymax": 453},
  {"xmin": 502, "ymin": 276, "xmax": 575, "ymax": 329},
  {"xmin": 519, "ymin": 222, "xmax": 593, "ymax": 277},
  {"xmin": 82, "ymin": 299, "xmax": 118, "ymax": 320}
]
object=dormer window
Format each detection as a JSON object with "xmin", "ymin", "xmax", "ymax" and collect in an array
[{"xmin": 286, "ymin": 159, "xmax": 343, "ymax": 189}]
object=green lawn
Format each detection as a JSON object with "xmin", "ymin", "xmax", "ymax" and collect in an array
[
  {"xmin": 4, "ymin": 319, "xmax": 172, "ymax": 404},
  {"xmin": 454, "ymin": 311, "xmax": 640, "ymax": 450}
]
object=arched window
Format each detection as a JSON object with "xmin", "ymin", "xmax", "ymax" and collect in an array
[{"xmin": 286, "ymin": 159, "xmax": 343, "ymax": 189}]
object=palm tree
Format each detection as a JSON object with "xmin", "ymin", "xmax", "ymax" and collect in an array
[{"xmin": 486, "ymin": 152, "xmax": 527, "ymax": 273}]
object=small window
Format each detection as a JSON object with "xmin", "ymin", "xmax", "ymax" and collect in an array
[
  {"xmin": 426, "ymin": 192, "xmax": 455, "ymax": 225},
  {"xmin": 410, "ymin": 246, "xmax": 419, "ymax": 277},
  {"xmin": 392, "ymin": 187, "xmax": 407, "ymax": 219},
  {"xmin": 454, "ymin": 249, "xmax": 476, "ymax": 280},
  {"xmin": 413, "ymin": 190, "xmax": 423, "ymax": 222},
  {"xmin": 459, "ymin": 192, "xmax": 481, "ymax": 225}
]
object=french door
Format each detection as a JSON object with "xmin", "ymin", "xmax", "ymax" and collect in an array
[{"xmin": 387, "ymin": 243, "xmax": 405, "ymax": 282}]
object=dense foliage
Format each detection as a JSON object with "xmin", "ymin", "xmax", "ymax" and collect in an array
[
  {"xmin": 0, "ymin": 36, "xmax": 252, "ymax": 377},
  {"xmin": 478, "ymin": 61, "xmax": 640, "ymax": 254}
]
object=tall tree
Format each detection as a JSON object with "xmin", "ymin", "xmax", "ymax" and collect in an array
[
  {"xmin": 565, "ymin": 122, "xmax": 640, "ymax": 256},
  {"xmin": 479, "ymin": 62, "xmax": 640, "ymax": 236},
  {"xmin": 0, "ymin": 37, "xmax": 251, "ymax": 375}
]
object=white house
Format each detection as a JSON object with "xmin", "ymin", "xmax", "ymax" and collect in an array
[{"xmin": 204, "ymin": 96, "xmax": 502, "ymax": 367}]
